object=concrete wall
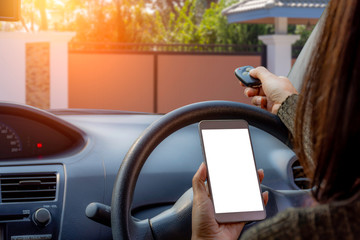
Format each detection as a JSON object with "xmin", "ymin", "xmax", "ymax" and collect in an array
[
  {"xmin": 0, "ymin": 32, "xmax": 74, "ymax": 109},
  {"xmin": 68, "ymin": 52, "xmax": 262, "ymax": 113},
  {"xmin": 69, "ymin": 53, "xmax": 154, "ymax": 112},
  {"xmin": 157, "ymin": 55, "xmax": 259, "ymax": 113},
  {"xmin": 0, "ymin": 33, "xmax": 26, "ymax": 104}
]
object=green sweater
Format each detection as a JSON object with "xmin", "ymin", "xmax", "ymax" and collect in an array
[{"xmin": 240, "ymin": 95, "xmax": 360, "ymax": 240}]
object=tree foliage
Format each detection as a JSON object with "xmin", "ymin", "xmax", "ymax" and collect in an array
[
  {"xmin": 55, "ymin": 0, "xmax": 156, "ymax": 42},
  {"xmin": 151, "ymin": 0, "xmax": 274, "ymax": 45},
  {"xmin": 8, "ymin": 0, "xmax": 311, "ymax": 47}
]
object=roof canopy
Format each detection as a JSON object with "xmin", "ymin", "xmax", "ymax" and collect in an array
[{"xmin": 222, "ymin": 0, "xmax": 328, "ymax": 24}]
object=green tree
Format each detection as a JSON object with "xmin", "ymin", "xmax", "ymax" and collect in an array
[
  {"xmin": 152, "ymin": 0, "xmax": 200, "ymax": 43},
  {"xmin": 35, "ymin": 0, "xmax": 48, "ymax": 30},
  {"xmin": 199, "ymin": 0, "xmax": 273, "ymax": 45},
  {"xmin": 152, "ymin": 0, "xmax": 273, "ymax": 45},
  {"xmin": 56, "ymin": 0, "xmax": 156, "ymax": 42},
  {"xmin": 13, "ymin": 0, "xmax": 312, "ymax": 47}
]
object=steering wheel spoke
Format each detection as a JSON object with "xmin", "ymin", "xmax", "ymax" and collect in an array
[{"xmin": 150, "ymin": 188, "xmax": 193, "ymax": 240}]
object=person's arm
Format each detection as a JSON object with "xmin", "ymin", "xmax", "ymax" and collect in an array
[{"xmin": 244, "ymin": 67, "xmax": 314, "ymax": 178}]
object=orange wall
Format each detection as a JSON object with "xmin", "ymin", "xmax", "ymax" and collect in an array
[
  {"xmin": 69, "ymin": 53, "xmax": 154, "ymax": 112},
  {"xmin": 69, "ymin": 53, "xmax": 262, "ymax": 113},
  {"xmin": 157, "ymin": 55, "xmax": 260, "ymax": 113}
]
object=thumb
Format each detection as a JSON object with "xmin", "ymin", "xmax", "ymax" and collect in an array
[
  {"xmin": 192, "ymin": 163, "xmax": 207, "ymax": 196},
  {"xmin": 249, "ymin": 66, "xmax": 275, "ymax": 85}
]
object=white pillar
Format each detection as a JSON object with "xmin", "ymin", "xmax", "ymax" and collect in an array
[
  {"xmin": 274, "ymin": 17, "xmax": 288, "ymax": 34},
  {"xmin": 258, "ymin": 34, "xmax": 300, "ymax": 76},
  {"xmin": 0, "ymin": 33, "xmax": 27, "ymax": 104},
  {"xmin": 47, "ymin": 32, "xmax": 74, "ymax": 109},
  {"xmin": 0, "ymin": 31, "xmax": 75, "ymax": 108}
]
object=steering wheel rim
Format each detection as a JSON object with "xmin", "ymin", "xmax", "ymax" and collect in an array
[{"xmin": 111, "ymin": 100, "xmax": 292, "ymax": 240}]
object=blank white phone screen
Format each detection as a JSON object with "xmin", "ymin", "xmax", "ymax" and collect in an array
[{"xmin": 201, "ymin": 128, "xmax": 263, "ymax": 214}]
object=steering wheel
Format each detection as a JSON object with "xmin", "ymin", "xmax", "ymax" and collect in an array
[{"xmin": 111, "ymin": 101, "xmax": 311, "ymax": 240}]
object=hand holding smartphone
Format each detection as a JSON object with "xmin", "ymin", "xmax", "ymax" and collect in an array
[{"xmin": 198, "ymin": 120, "xmax": 266, "ymax": 223}]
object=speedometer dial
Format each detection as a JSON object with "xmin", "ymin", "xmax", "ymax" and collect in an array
[{"xmin": 0, "ymin": 122, "xmax": 22, "ymax": 156}]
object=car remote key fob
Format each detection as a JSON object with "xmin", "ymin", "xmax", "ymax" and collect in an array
[{"xmin": 234, "ymin": 66, "xmax": 261, "ymax": 87}]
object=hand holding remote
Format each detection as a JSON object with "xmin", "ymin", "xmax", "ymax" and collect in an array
[{"xmin": 238, "ymin": 66, "xmax": 298, "ymax": 114}]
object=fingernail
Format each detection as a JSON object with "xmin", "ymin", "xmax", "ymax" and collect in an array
[
  {"xmin": 244, "ymin": 88, "xmax": 249, "ymax": 96},
  {"xmin": 254, "ymin": 97, "xmax": 261, "ymax": 105}
]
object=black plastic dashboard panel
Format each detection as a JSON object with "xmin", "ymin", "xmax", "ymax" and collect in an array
[
  {"xmin": 0, "ymin": 103, "xmax": 86, "ymax": 160},
  {"xmin": 0, "ymin": 165, "xmax": 65, "ymax": 240}
]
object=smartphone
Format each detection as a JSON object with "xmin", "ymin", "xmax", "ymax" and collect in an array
[{"xmin": 198, "ymin": 120, "xmax": 266, "ymax": 223}]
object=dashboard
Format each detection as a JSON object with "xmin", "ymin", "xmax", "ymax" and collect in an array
[
  {"xmin": 0, "ymin": 103, "xmax": 85, "ymax": 240},
  {"xmin": 0, "ymin": 102, "xmax": 307, "ymax": 240},
  {"xmin": 0, "ymin": 104, "xmax": 85, "ymax": 161}
]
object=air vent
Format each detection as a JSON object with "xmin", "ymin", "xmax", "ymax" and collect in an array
[
  {"xmin": 291, "ymin": 160, "xmax": 311, "ymax": 189},
  {"xmin": 0, "ymin": 173, "xmax": 57, "ymax": 203}
]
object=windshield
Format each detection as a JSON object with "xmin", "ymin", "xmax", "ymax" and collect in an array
[{"xmin": 1, "ymin": 0, "xmax": 324, "ymax": 113}]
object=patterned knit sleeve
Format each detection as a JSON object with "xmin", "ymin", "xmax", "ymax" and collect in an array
[
  {"xmin": 239, "ymin": 208, "xmax": 302, "ymax": 240},
  {"xmin": 276, "ymin": 94, "xmax": 315, "ymax": 173},
  {"xmin": 276, "ymin": 94, "xmax": 299, "ymax": 137},
  {"xmin": 239, "ymin": 204, "xmax": 338, "ymax": 240}
]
